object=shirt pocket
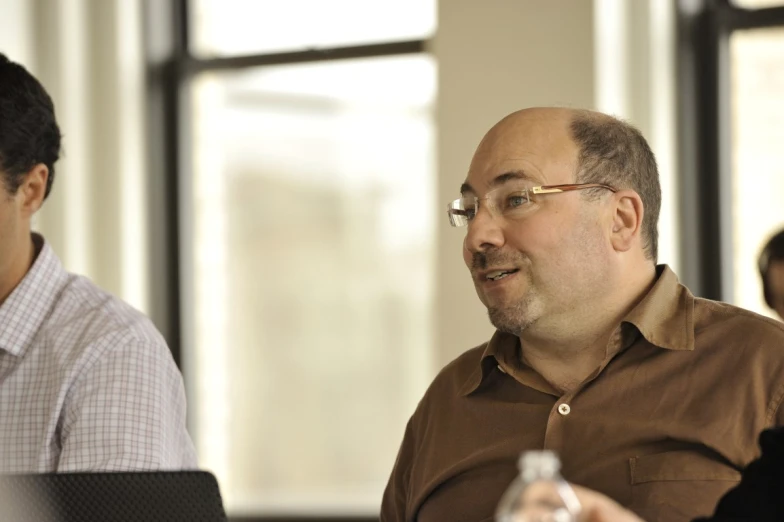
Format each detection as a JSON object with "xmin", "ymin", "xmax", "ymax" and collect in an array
[
  {"xmin": 628, "ymin": 450, "xmax": 742, "ymax": 522},
  {"xmin": 630, "ymin": 450, "xmax": 741, "ymax": 483}
]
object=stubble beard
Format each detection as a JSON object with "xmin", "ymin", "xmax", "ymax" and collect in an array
[
  {"xmin": 472, "ymin": 249, "xmax": 541, "ymax": 335},
  {"xmin": 486, "ymin": 287, "xmax": 540, "ymax": 336}
]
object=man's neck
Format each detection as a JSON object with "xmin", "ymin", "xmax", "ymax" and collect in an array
[
  {"xmin": 519, "ymin": 326, "xmax": 615, "ymax": 394},
  {"xmin": 519, "ymin": 263, "xmax": 657, "ymax": 394},
  {"xmin": 0, "ymin": 235, "xmax": 36, "ymax": 306}
]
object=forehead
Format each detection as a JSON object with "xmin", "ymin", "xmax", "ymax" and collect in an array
[{"xmin": 463, "ymin": 112, "xmax": 579, "ymax": 193}]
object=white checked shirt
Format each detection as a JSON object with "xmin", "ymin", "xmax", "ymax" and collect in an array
[{"xmin": 0, "ymin": 235, "xmax": 198, "ymax": 472}]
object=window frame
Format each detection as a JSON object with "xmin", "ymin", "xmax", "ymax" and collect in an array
[
  {"xmin": 143, "ymin": 1, "xmax": 430, "ymax": 520},
  {"xmin": 677, "ymin": 0, "xmax": 784, "ymax": 301}
]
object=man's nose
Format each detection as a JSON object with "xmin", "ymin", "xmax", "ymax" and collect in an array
[{"xmin": 464, "ymin": 206, "xmax": 505, "ymax": 253}]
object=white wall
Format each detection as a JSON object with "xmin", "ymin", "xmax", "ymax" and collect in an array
[
  {"xmin": 0, "ymin": 0, "xmax": 34, "ymax": 67},
  {"xmin": 0, "ymin": 0, "xmax": 149, "ymax": 314},
  {"xmin": 594, "ymin": 0, "xmax": 679, "ymax": 275},
  {"xmin": 432, "ymin": 0, "xmax": 597, "ymax": 367}
]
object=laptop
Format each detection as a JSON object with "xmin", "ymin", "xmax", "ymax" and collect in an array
[{"xmin": 0, "ymin": 470, "xmax": 227, "ymax": 522}]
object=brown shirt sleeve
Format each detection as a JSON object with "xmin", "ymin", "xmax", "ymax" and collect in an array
[{"xmin": 381, "ymin": 418, "xmax": 416, "ymax": 522}]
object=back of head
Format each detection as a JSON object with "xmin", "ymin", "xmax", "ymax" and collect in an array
[
  {"xmin": 569, "ymin": 111, "xmax": 661, "ymax": 262},
  {"xmin": 0, "ymin": 53, "xmax": 61, "ymax": 199},
  {"xmin": 759, "ymin": 229, "xmax": 784, "ymax": 308}
]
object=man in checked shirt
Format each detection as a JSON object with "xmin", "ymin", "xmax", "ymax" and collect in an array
[{"xmin": 0, "ymin": 54, "xmax": 197, "ymax": 471}]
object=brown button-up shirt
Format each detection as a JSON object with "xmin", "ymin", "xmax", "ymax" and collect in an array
[{"xmin": 381, "ymin": 266, "xmax": 784, "ymax": 522}]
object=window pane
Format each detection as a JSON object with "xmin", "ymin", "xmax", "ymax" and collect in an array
[
  {"xmin": 730, "ymin": 27, "xmax": 784, "ymax": 317},
  {"xmin": 190, "ymin": 0, "xmax": 437, "ymax": 57},
  {"xmin": 186, "ymin": 55, "xmax": 436, "ymax": 515}
]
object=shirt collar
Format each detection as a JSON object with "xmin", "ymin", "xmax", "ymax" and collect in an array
[
  {"xmin": 0, "ymin": 234, "xmax": 70, "ymax": 356},
  {"xmin": 458, "ymin": 330, "xmax": 519, "ymax": 396},
  {"xmin": 622, "ymin": 264, "xmax": 695, "ymax": 353},
  {"xmin": 459, "ymin": 264, "xmax": 695, "ymax": 396}
]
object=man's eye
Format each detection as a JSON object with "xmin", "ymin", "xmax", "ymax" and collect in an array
[
  {"xmin": 465, "ymin": 207, "xmax": 477, "ymax": 220},
  {"xmin": 506, "ymin": 194, "xmax": 529, "ymax": 209}
]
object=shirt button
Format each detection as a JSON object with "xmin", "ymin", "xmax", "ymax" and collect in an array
[
  {"xmin": 558, "ymin": 403, "xmax": 571, "ymax": 416},
  {"xmin": 497, "ymin": 365, "xmax": 507, "ymax": 374}
]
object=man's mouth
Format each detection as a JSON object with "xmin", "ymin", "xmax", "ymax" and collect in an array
[{"xmin": 484, "ymin": 269, "xmax": 519, "ymax": 281}]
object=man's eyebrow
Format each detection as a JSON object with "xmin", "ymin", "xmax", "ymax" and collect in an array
[
  {"xmin": 459, "ymin": 170, "xmax": 536, "ymax": 195},
  {"xmin": 460, "ymin": 182, "xmax": 474, "ymax": 195}
]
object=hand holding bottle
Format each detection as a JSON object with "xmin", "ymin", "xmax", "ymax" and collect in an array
[
  {"xmin": 495, "ymin": 451, "xmax": 582, "ymax": 522},
  {"xmin": 570, "ymin": 485, "xmax": 644, "ymax": 522},
  {"xmin": 496, "ymin": 451, "xmax": 645, "ymax": 522}
]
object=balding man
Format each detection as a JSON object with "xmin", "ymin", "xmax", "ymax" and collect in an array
[{"xmin": 380, "ymin": 108, "xmax": 784, "ymax": 522}]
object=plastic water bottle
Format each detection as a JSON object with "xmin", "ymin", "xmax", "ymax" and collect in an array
[{"xmin": 495, "ymin": 450, "xmax": 582, "ymax": 522}]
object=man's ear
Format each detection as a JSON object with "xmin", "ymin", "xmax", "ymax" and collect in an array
[
  {"xmin": 19, "ymin": 164, "xmax": 48, "ymax": 215},
  {"xmin": 609, "ymin": 189, "xmax": 644, "ymax": 253}
]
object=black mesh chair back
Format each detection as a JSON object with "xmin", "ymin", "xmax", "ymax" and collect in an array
[{"xmin": 0, "ymin": 471, "xmax": 228, "ymax": 522}]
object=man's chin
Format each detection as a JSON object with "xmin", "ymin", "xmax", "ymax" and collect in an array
[{"xmin": 487, "ymin": 307, "xmax": 531, "ymax": 336}]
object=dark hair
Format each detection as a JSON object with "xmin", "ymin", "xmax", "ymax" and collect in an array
[
  {"xmin": 0, "ymin": 53, "xmax": 61, "ymax": 199},
  {"xmin": 758, "ymin": 229, "xmax": 784, "ymax": 308},
  {"xmin": 570, "ymin": 112, "xmax": 661, "ymax": 262}
]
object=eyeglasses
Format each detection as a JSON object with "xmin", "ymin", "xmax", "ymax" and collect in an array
[{"xmin": 447, "ymin": 183, "xmax": 617, "ymax": 227}]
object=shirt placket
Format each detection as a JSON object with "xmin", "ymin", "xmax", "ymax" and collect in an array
[{"xmin": 542, "ymin": 390, "xmax": 578, "ymax": 453}]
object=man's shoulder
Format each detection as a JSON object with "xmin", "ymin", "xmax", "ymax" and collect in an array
[
  {"xmin": 694, "ymin": 297, "xmax": 784, "ymax": 343},
  {"xmin": 437, "ymin": 343, "xmax": 489, "ymax": 380},
  {"xmin": 43, "ymin": 274, "xmax": 166, "ymax": 354},
  {"xmin": 692, "ymin": 298, "xmax": 784, "ymax": 370},
  {"xmin": 416, "ymin": 343, "xmax": 489, "ymax": 407}
]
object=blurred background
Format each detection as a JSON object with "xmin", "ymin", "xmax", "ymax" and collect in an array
[{"xmin": 1, "ymin": 0, "xmax": 783, "ymax": 520}]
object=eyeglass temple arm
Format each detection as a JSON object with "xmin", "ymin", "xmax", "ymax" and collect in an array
[{"xmin": 532, "ymin": 184, "xmax": 617, "ymax": 195}]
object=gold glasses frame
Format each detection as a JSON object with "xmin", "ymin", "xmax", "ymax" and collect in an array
[{"xmin": 447, "ymin": 183, "xmax": 617, "ymax": 227}]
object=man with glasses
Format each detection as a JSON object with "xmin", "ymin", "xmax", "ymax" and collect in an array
[
  {"xmin": 0, "ymin": 54, "xmax": 197, "ymax": 472},
  {"xmin": 381, "ymin": 107, "xmax": 784, "ymax": 522}
]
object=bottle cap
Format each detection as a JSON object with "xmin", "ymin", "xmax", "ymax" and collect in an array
[{"xmin": 518, "ymin": 450, "xmax": 561, "ymax": 480}]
